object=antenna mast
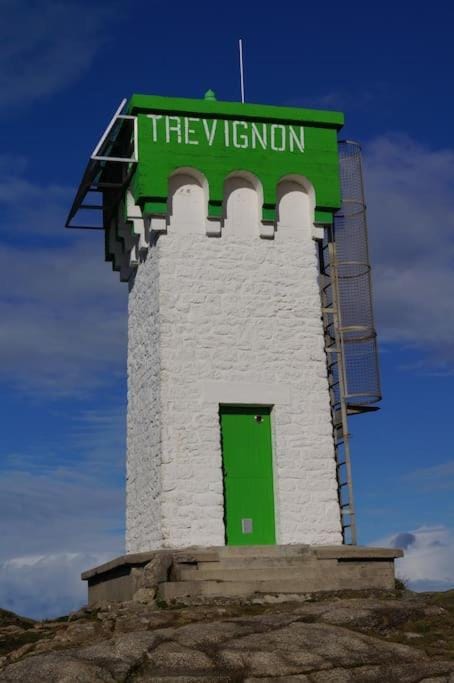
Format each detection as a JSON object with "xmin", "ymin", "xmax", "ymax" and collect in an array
[{"xmin": 239, "ymin": 39, "xmax": 245, "ymax": 103}]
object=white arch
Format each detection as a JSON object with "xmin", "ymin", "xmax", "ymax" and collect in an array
[
  {"xmin": 223, "ymin": 171, "xmax": 262, "ymax": 238},
  {"xmin": 276, "ymin": 174, "xmax": 317, "ymax": 238},
  {"xmin": 167, "ymin": 167, "xmax": 208, "ymax": 233}
]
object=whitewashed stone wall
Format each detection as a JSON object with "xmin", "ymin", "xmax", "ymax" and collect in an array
[
  {"xmin": 126, "ymin": 244, "xmax": 163, "ymax": 551},
  {"xmin": 126, "ymin": 172, "xmax": 342, "ymax": 552}
]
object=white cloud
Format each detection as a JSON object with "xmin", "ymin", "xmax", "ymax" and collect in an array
[
  {"xmin": 404, "ymin": 460, "xmax": 454, "ymax": 491},
  {"xmin": 0, "ymin": 152, "xmax": 128, "ymax": 617},
  {"xmin": 0, "ymin": 408, "xmax": 125, "ymax": 557},
  {"xmin": 0, "ymin": 552, "xmax": 115, "ymax": 619},
  {"xmin": 0, "ymin": 155, "xmax": 78, "ymax": 238},
  {"xmin": 0, "ymin": 406, "xmax": 125, "ymax": 619},
  {"xmin": 0, "ymin": 0, "xmax": 113, "ymax": 110},
  {"xmin": 0, "ymin": 471, "xmax": 124, "ymax": 618},
  {"xmin": 0, "ymin": 153, "xmax": 127, "ymax": 395},
  {"xmin": 288, "ymin": 84, "xmax": 389, "ymax": 112},
  {"xmin": 0, "ymin": 464, "xmax": 124, "ymax": 561},
  {"xmin": 0, "ymin": 239, "xmax": 127, "ymax": 395},
  {"xmin": 375, "ymin": 525, "xmax": 454, "ymax": 591},
  {"xmin": 364, "ymin": 135, "xmax": 454, "ymax": 367}
]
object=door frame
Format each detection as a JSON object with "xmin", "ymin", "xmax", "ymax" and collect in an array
[{"xmin": 219, "ymin": 403, "xmax": 277, "ymax": 545}]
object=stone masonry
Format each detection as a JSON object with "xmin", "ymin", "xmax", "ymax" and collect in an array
[{"xmin": 126, "ymin": 172, "xmax": 342, "ymax": 552}]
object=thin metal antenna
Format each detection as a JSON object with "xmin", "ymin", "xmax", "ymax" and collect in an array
[{"xmin": 239, "ymin": 39, "xmax": 245, "ymax": 103}]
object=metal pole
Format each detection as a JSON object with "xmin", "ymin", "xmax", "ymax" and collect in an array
[{"xmin": 239, "ymin": 39, "xmax": 245, "ymax": 103}]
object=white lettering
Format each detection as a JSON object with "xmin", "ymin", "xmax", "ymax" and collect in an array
[
  {"xmin": 271, "ymin": 124, "xmax": 286, "ymax": 152},
  {"xmin": 148, "ymin": 114, "xmax": 303, "ymax": 153},
  {"xmin": 289, "ymin": 126, "xmax": 305, "ymax": 153},
  {"xmin": 224, "ymin": 120, "xmax": 230, "ymax": 147},
  {"xmin": 184, "ymin": 117, "xmax": 199, "ymax": 145},
  {"xmin": 233, "ymin": 120, "xmax": 248, "ymax": 148},
  {"xmin": 251, "ymin": 123, "xmax": 267, "ymax": 150},
  {"xmin": 165, "ymin": 116, "xmax": 182, "ymax": 143},
  {"xmin": 148, "ymin": 114, "xmax": 162, "ymax": 142},
  {"xmin": 202, "ymin": 118, "xmax": 218, "ymax": 146}
]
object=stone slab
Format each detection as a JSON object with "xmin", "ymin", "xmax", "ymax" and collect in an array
[
  {"xmin": 82, "ymin": 545, "xmax": 403, "ymax": 606},
  {"xmin": 158, "ymin": 572, "xmax": 392, "ymax": 601},
  {"xmin": 81, "ymin": 547, "xmax": 221, "ymax": 580},
  {"xmin": 312, "ymin": 546, "xmax": 404, "ymax": 560},
  {"xmin": 175, "ymin": 567, "xmax": 324, "ymax": 582},
  {"xmin": 81, "ymin": 552, "xmax": 157, "ymax": 580}
]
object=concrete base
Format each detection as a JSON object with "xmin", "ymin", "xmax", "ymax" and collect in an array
[{"xmin": 82, "ymin": 545, "xmax": 403, "ymax": 607}]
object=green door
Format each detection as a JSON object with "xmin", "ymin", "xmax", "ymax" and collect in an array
[{"xmin": 220, "ymin": 405, "xmax": 276, "ymax": 545}]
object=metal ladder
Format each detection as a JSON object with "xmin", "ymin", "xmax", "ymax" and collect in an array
[{"xmin": 319, "ymin": 232, "xmax": 357, "ymax": 545}]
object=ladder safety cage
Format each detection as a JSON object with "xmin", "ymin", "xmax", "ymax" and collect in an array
[
  {"xmin": 319, "ymin": 140, "xmax": 382, "ymax": 545},
  {"xmin": 65, "ymin": 99, "xmax": 138, "ymax": 231},
  {"xmin": 332, "ymin": 140, "xmax": 382, "ymax": 409}
]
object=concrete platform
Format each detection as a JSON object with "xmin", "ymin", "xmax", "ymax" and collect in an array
[{"xmin": 82, "ymin": 545, "xmax": 403, "ymax": 606}]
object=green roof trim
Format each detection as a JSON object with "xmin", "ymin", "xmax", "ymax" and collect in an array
[{"xmin": 128, "ymin": 93, "xmax": 344, "ymax": 129}]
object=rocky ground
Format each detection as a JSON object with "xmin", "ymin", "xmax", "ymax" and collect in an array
[{"xmin": 0, "ymin": 589, "xmax": 453, "ymax": 681}]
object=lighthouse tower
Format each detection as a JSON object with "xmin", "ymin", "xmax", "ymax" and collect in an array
[
  {"xmin": 126, "ymin": 103, "xmax": 342, "ymax": 552},
  {"xmin": 68, "ymin": 91, "xmax": 400, "ymax": 603}
]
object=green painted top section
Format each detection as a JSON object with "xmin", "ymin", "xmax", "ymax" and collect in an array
[
  {"xmin": 128, "ymin": 94, "xmax": 344, "ymax": 128},
  {"xmin": 127, "ymin": 93, "xmax": 344, "ymax": 223}
]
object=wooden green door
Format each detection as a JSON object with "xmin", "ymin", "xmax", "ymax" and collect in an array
[{"xmin": 220, "ymin": 406, "xmax": 276, "ymax": 545}]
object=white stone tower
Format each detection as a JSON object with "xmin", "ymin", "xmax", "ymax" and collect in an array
[
  {"xmin": 126, "ymin": 169, "xmax": 343, "ymax": 551},
  {"xmin": 67, "ymin": 92, "xmax": 368, "ymax": 553},
  {"xmin": 69, "ymin": 93, "xmax": 400, "ymax": 606}
]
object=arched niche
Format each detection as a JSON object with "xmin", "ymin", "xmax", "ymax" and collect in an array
[
  {"xmin": 167, "ymin": 168, "xmax": 208, "ymax": 232},
  {"xmin": 276, "ymin": 175, "xmax": 316, "ymax": 235},
  {"xmin": 223, "ymin": 171, "xmax": 262, "ymax": 237}
]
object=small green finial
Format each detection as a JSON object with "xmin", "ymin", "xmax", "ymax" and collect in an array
[{"xmin": 204, "ymin": 89, "xmax": 216, "ymax": 101}]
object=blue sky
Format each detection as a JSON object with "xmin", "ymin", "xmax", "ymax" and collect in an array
[{"xmin": 0, "ymin": 0, "xmax": 453, "ymax": 619}]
